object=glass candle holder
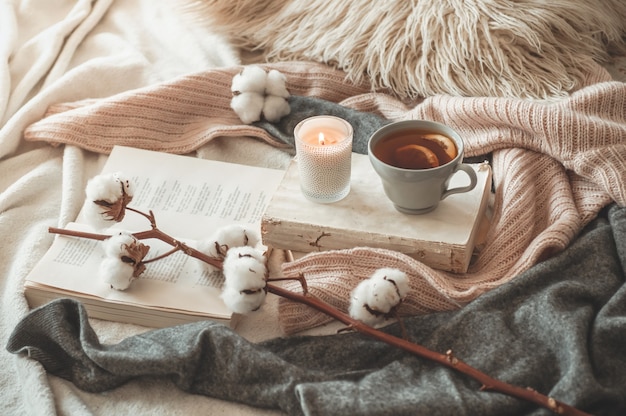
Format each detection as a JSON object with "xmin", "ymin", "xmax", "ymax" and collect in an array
[{"xmin": 294, "ymin": 116, "xmax": 354, "ymax": 203}]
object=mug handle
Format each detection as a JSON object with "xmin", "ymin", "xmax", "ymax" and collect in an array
[{"xmin": 441, "ymin": 163, "xmax": 478, "ymax": 200}]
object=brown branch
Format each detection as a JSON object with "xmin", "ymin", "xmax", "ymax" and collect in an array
[
  {"xmin": 267, "ymin": 275, "xmax": 308, "ymax": 295},
  {"xmin": 142, "ymin": 246, "xmax": 183, "ymax": 264},
  {"xmin": 48, "ymin": 214, "xmax": 590, "ymax": 416},
  {"xmin": 126, "ymin": 207, "xmax": 157, "ymax": 227},
  {"xmin": 265, "ymin": 283, "xmax": 591, "ymax": 416},
  {"xmin": 48, "ymin": 227, "xmax": 222, "ymax": 269},
  {"xmin": 49, "ymin": 227, "xmax": 109, "ymax": 241}
]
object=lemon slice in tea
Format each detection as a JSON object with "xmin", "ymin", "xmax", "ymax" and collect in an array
[
  {"xmin": 422, "ymin": 133, "xmax": 457, "ymax": 160},
  {"xmin": 393, "ymin": 144, "xmax": 440, "ymax": 169}
]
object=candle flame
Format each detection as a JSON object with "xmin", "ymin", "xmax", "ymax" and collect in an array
[{"xmin": 318, "ymin": 132, "xmax": 326, "ymax": 145}]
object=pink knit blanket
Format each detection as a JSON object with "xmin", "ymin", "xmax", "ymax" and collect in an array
[{"xmin": 24, "ymin": 61, "xmax": 626, "ymax": 334}]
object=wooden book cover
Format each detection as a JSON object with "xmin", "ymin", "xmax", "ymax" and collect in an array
[{"xmin": 261, "ymin": 153, "xmax": 492, "ymax": 273}]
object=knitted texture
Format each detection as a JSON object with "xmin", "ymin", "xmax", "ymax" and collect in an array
[{"xmin": 23, "ymin": 61, "xmax": 626, "ymax": 334}]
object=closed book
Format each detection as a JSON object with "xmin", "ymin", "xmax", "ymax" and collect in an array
[{"xmin": 261, "ymin": 153, "xmax": 492, "ymax": 273}]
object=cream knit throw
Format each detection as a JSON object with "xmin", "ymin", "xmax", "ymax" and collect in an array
[{"xmin": 24, "ymin": 61, "xmax": 626, "ymax": 334}]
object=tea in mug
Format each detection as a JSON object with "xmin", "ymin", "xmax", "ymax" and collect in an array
[{"xmin": 372, "ymin": 130, "xmax": 458, "ymax": 169}]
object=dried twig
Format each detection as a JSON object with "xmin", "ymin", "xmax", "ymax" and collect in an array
[
  {"xmin": 264, "ymin": 283, "xmax": 587, "ymax": 416},
  {"xmin": 48, "ymin": 216, "xmax": 591, "ymax": 416}
]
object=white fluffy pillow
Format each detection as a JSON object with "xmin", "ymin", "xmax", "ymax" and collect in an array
[{"xmin": 191, "ymin": 0, "xmax": 626, "ymax": 99}]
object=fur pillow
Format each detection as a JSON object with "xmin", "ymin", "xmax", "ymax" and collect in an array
[{"xmin": 192, "ymin": 0, "xmax": 626, "ymax": 99}]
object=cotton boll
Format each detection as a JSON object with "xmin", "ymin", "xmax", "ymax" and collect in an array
[
  {"xmin": 265, "ymin": 69, "xmax": 289, "ymax": 98},
  {"xmin": 349, "ymin": 279, "xmax": 386, "ymax": 327},
  {"xmin": 85, "ymin": 172, "xmax": 122, "ymax": 202},
  {"xmin": 198, "ymin": 225, "xmax": 262, "ymax": 259},
  {"xmin": 379, "ymin": 268, "xmax": 410, "ymax": 299},
  {"xmin": 225, "ymin": 245, "xmax": 266, "ymax": 264},
  {"xmin": 367, "ymin": 268, "xmax": 409, "ymax": 313},
  {"xmin": 83, "ymin": 173, "xmax": 125, "ymax": 229},
  {"xmin": 231, "ymin": 92, "xmax": 264, "ymax": 124},
  {"xmin": 223, "ymin": 258, "xmax": 266, "ymax": 292},
  {"xmin": 262, "ymin": 95, "xmax": 290, "ymax": 122},
  {"xmin": 85, "ymin": 171, "xmax": 133, "ymax": 202},
  {"xmin": 214, "ymin": 224, "xmax": 261, "ymax": 250},
  {"xmin": 222, "ymin": 246, "xmax": 267, "ymax": 291},
  {"xmin": 231, "ymin": 65, "xmax": 268, "ymax": 94},
  {"xmin": 349, "ymin": 268, "xmax": 410, "ymax": 327},
  {"xmin": 99, "ymin": 256, "xmax": 135, "ymax": 290},
  {"xmin": 81, "ymin": 200, "xmax": 115, "ymax": 231},
  {"xmin": 115, "ymin": 172, "xmax": 135, "ymax": 199},
  {"xmin": 220, "ymin": 285, "xmax": 266, "ymax": 314},
  {"xmin": 99, "ymin": 232, "xmax": 144, "ymax": 290},
  {"xmin": 195, "ymin": 236, "xmax": 222, "ymax": 259},
  {"xmin": 196, "ymin": 238, "xmax": 223, "ymax": 260},
  {"xmin": 83, "ymin": 172, "xmax": 134, "ymax": 228},
  {"xmin": 109, "ymin": 172, "xmax": 134, "ymax": 200},
  {"xmin": 101, "ymin": 232, "xmax": 137, "ymax": 258}
]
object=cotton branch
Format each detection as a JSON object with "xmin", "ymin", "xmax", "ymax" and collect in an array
[
  {"xmin": 49, "ymin": 208, "xmax": 222, "ymax": 270},
  {"xmin": 265, "ymin": 283, "xmax": 587, "ymax": 416},
  {"xmin": 48, "ymin": 216, "xmax": 590, "ymax": 416}
]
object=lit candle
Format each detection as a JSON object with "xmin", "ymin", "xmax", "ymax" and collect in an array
[{"xmin": 294, "ymin": 116, "xmax": 353, "ymax": 203}]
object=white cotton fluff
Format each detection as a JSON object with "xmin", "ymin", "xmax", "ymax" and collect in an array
[
  {"xmin": 85, "ymin": 171, "xmax": 134, "ymax": 202},
  {"xmin": 99, "ymin": 256, "xmax": 135, "ymax": 290},
  {"xmin": 230, "ymin": 66, "xmax": 291, "ymax": 124},
  {"xmin": 83, "ymin": 172, "xmax": 134, "ymax": 229},
  {"xmin": 222, "ymin": 246, "xmax": 267, "ymax": 292},
  {"xmin": 225, "ymin": 244, "xmax": 266, "ymax": 264},
  {"xmin": 82, "ymin": 202, "xmax": 112, "ymax": 231},
  {"xmin": 215, "ymin": 224, "xmax": 261, "ymax": 250},
  {"xmin": 231, "ymin": 65, "xmax": 268, "ymax": 94},
  {"xmin": 220, "ymin": 285, "xmax": 266, "ymax": 314},
  {"xmin": 198, "ymin": 224, "xmax": 262, "ymax": 259},
  {"xmin": 348, "ymin": 268, "xmax": 410, "ymax": 327},
  {"xmin": 101, "ymin": 232, "xmax": 137, "ymax": 258},
  {"xmin": 265, "ymin": 69, "xmax": 289, "ymax": 98},
  {"xmin": 367, "ymin": 268, "xmax": 410, "ymax": 313},
  {"xmin": 349, "ymin": 279, "xmax": 386, "ymax": 327},
  {"xmin": 98, "ymin": 231, "xmax": 139, "ymax": 290},
  {"xmin": 115, "ymin": 172, "xmax": 135, "ymax": 199},
  {"xmin": 262, "ymin": 95, "xmax": 291, "ymax": 122},
  {"xmin": 230, "ymin": 92, "xmax": 265, "ymax": 124}
]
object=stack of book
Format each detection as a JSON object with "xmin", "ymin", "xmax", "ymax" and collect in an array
[
  {"xmin": 261, "ymin": 153, "xmax": 492, "ymax": 273},
  {"xmin": 24, "ymin": 147, "xmax": 491, "ymax": 328}
]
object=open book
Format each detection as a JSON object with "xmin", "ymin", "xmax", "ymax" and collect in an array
[
  {"xmin": 262, "ymin": 153, "xmax": 492, "ymax": 273},
  {"xmin": 24, "ymin": 146, "xmax": 285, "ymax": 328}
]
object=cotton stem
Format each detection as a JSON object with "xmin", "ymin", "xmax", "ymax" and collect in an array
[
  {"xmin": 48, "ymin": 226, "xmax": 223, "ymax": 269},
  {"xmin": 264, "ymin": 282, "xmax": 589, "ymax": 416},
  {"xmin": 48, "ymin": 212, "xmax": 590, "ymax": 416}
]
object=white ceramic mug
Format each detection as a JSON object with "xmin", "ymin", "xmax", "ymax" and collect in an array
[{"xmin": 368, "ymin": 120, "xmax": 477, "ymax": 214}]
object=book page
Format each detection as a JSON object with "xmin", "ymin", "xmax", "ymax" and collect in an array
[
  {"xmin": 29, "ymin": 146, "xmax": 285, "ymax": 317},
  {"xmin": 77, "ymin": 146, "xmax": 285, "ymax": 239}
]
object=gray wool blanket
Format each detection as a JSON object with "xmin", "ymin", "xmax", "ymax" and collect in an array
[{"xmin": 6, "ymin": 204, "xmax": 626, "ymax": 416}]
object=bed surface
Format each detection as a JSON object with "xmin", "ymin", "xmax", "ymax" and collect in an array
[{"xmin": 1, "ymin": 1, "xmax": 625, "ymax": 415}]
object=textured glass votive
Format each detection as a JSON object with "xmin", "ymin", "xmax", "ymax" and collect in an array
[{"xmin": 294, "ymin": 116, "xmax": 353, "ymax": 203}]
